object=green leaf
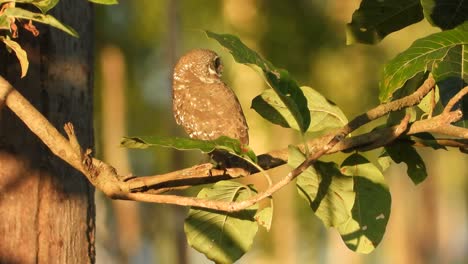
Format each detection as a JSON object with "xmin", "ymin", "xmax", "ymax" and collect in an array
[
  {"xmin": 339, "ymin": 154, "xmax": 391, "ymax": 254},
  {"xmin": 88, "ymin": 0, "xmax": 118, "ymax": 4},
  {"xmin": 385, "ymin": 72, "xmax": 444, "ymax": 124},
  {"xmin": 251, "ymin": 91, "xmax": 290, "ymax": 128},
  {"xmin": 0, "ymin": 0, "xmax": 58, "ymax": 13},
  {"xmin": 291, "ymin": 148, "xmax": 391, "ymax": 253},
  {"xmin": 121, "ymin": 136, "xmax": 257, "ymax": 163},
  {"xmin": 3, "ymin": 7, "xmax": 78, "ymax": 37},
  {"xmin": 346, "ymin": 0, "xmax": 423, "ymax": 45},
  {"xmin": 291, "ymin": 147, "xmax": 355, "ymax": 228},
  {"xmin": 432, "ymin": 42, "xmax": 468, "ymax": 127},
  {"xmin": 0, "ymin": 14, "xmax": 10, "ymax": 30},
  {"xmin": 206, "ymin": 31, "xmax": 274, "ymax": 70},
  {"xmin": 418, "ymin": 85, "xmax": 441, "ymax": 114},
  {"xmin": 32, "ymin": 0, "xmax": 59, "ymax": 13},
  {"xmin": 385, "ymin": 141, "xmax": 428, "ymax": 184},
  {"xmin": 254, "ymin": 206, "xmax": 273, "ymax": 231},
  {"xmin": 206, "ymin": 31, "xmax": 310, "ymax": 133},
  {"xmin": 386, "ymin": 107, "xmax": 417, "ymax": 126},
  {"xmin": 380, "ymin": 22, "xmax": 468, "ymax": 102},
  {"xmin": 252, "ymin": 86, "xmax": 347, "ymax": 133},
  {"xmin": 1, "ymin": 36, "xmax": 28, "ymax": 77},
  {"xmin": 377, "ymin": 151, "xmax": 393, "ymax": 172},
  {"xmin": 184, "ymin": 181, "xmax": 258, "ymax": 264},
  {"xmin": 421, "ymin": 0, "xmax": 468, "ymax": 30},
  {"xmin": 121, "ymin": 136, "xmax": 218, "ymax": 151}
]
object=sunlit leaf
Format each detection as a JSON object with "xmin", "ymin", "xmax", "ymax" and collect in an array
[
  {"xmin": 3, "ymin": 7, "xmax": 78, "ymax": 37},
  {"xmin": 0, "ymin": 0, "xmax": 59, "ymax": 13},
  {"xmin": 0, "ymin": 14, "xmax": 10, "ymax": 30},
  {"xmin": 377, "ymin": 151, "xmax": 393, "ymax": 172},
  {"xmin": 254, "ymin": 206, "xmax": 273, "ymax": 231},
  {"xmin": 339, "ymin": 154, "xmax": 391, "ymax": 254},
  {"xmin": 206, "ymin": 31, "xmax": 310, "ymax": 133},
  {"xmin": 379, "ymin": 22, "xmax": 468, "ymax": 102},
  {"xmin": 185, "ymin": 181, "xmax": 258, "ymax": 264},
  {"xmin": 346, "ymin": 0, "xmax": 423, "ymax": 45},
  {"xmin": 88, "ymin": 0, "xmax": 118, "ymax": 4},
  {"xmin": 418, "ymin": 85, "xmax": 441, "ymax": 115},
  {"xmin": 380, "ymin": 23, "xmax": 468, "ymax": 102},
  {"xmin": 421, "ymin": 0, "xmax": 468, "ymax": 30},
  {"xmin": 291, "ymin": 148, "xmax": 391, "ymax": 253},
  {"xmin": 1, "ymin": 36, "xmax": 28, "ymax": 77},
  {"xmin": 252, "ymin": 86, "xmax": 347, "ymax": 133},
  {"xmin": 32, "ymin": 0, "xmax": 59, "ymax": 13},
  {"xmin": 291, "ymin": 146, "xmax": 355, "ymax": 228},
  {"xmin": 432, "ymin": 42, "xmax": 468, "ymax": 127}
]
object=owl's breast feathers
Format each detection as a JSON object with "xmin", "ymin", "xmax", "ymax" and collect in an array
[
  {"xmin": 173, "ymin": 81, "xmax": 249, "ymax": 145},
  {"xmin": 172, "ymin": 49, "xmax": 249, "ymax": 145}
]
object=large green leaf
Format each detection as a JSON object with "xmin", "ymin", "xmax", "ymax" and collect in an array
[
  {"xmin": 338, "ymin": 154, "xmax": 391, "ymax": 254},
  {"xmin": 252, "ymin": 86, "xmax": 347, "ymax": 133},
  {"xmin": 422, "ymin": 0, "xmax": 468, "ymax": 30},
  {"xmin": 291, "ymin": 148, "xmax": 391, "ymax": 253},
  {"xmin": 121, "ymin": 135, "xmax": 257, "ymax": 163},
  {"xmin": 291, "ymin": 147, "xmax": 355, "ymax": 228},
  {"xmin": 3, "ymin": 7, "xmax": 78, "ymax": 37},
  {"xmin": 433, "ymin": 43, "xmax": 468, "ymax": 127},
  {"xmin": 380, "ymin": 23, "xmax": 468, "ymax": 102},
  {"xmin": 384, "ymin": 141, "xmax": 428, "ymax": 184},
  {"xmin": 346, "ymin": 0, "xmax": 423, "ymax": 45},
  {"xmin": 206, "ymin": 31, "xmax": 310, "ymax": 133},
  {"xmin": 184, "ymin": 181, "xmax": 258, "ymax": 264}
]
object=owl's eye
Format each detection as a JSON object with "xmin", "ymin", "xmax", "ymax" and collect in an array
[
  {"xmin": 214, "ymin": 57, "xmax": 221, "ymax": 70},
  {"xmin": 212, "ymin": 57, "xmax": 223, "ymax": 75}
]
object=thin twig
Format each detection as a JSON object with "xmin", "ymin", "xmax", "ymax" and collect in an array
[{"xmin": 443, "ymin": 86, "xmax": 468, "ymax": 114}]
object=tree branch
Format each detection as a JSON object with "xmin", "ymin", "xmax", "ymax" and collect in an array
[
  {"xmin": 2, "ymin": 74, "xmax": 466, "ymax": 212},
  {"xmin": 0, "ymin": 77, "xmax": 85, "ymax": 173}
]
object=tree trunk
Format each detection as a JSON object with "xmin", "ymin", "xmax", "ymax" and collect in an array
[{"xmin": 0, "ymin": 1, "xmax": 95, "ymax": 263}]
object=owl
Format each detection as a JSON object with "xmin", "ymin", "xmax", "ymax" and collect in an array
[{"xmin": 172, "ymin": 49, "xmax": 249, "ymax": 146}]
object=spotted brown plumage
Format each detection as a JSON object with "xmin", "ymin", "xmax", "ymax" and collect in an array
[{"xmin": 172, "ymin": 49, "xmax": 249, "ymax": 146}]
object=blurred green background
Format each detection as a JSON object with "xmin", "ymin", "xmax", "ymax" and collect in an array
[{"xmin": 93, "ymin": 1, "xmax": 468, "ymax": 263}]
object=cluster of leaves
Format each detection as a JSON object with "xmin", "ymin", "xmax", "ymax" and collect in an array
[
  {"xmin": 0, "ymin": 0, "xmax": 117, "ymax": 77},
  {"xmin": 122, "ymin": 1, "xmax": 467, "ymax": 263}
]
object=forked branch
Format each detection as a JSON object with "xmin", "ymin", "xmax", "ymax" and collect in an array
[{"xmin": 1, "ymin": 75, "xmax": 467, "ymax": 212}]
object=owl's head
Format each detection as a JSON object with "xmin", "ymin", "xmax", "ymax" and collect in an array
[{"xmin": 173, "ymin": 49, "xmax": 223, "ymax": 84}]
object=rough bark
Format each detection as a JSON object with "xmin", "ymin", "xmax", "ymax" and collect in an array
[{"xmin": 0, "ymin": 1, "xmax": 95, "ymax": 263}]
